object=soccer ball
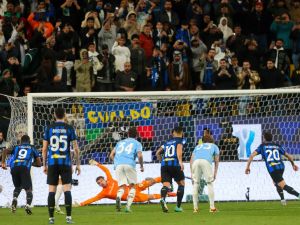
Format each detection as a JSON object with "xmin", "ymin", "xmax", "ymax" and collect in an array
[{"xmin": 73, "ymin": 200, "xmax": 80, "ymax": 207}]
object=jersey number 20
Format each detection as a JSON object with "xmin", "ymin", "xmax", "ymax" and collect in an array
[{"xmin": 266, "ymin": 149, "xmax": 280, "ymax": 161}]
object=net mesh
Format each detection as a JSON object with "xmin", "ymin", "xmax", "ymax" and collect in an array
[{"xmin": 4, "ymin": 91, "xmax": 300, "ymax": 164}]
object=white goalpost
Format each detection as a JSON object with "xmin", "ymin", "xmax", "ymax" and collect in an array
[{"xmin": 1, "ymin": 89, "xmax": 300, "ymax": 206}]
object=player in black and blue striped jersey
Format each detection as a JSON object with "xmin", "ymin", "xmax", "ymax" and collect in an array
[
  {"xmin": 156, "ymin": 126, "xmax": 185, "ymax": 213},
  {"xmin": 1, "ymin": 135, "xmax": 41, "ymax": 215},
  {"xmin": 42, "ymin": 107, "xmax": 81, "ymax": 224},
  {"xmin": 246, "ymin": 131, "xmax": 300, "ymax": 203}
]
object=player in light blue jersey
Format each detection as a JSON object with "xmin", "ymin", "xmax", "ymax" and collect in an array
[
  {"xmin": 246, "ymin": 131, "xmax": 300, "ymax": 204},
  {"xmin": 110, "ymin": 127, "xmax": 144, "ymax": 213},
  {"xmin": 190, "ymin": 134, "xmax": 219, "ymax": 213}
]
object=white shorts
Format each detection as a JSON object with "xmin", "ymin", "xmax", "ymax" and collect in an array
[
  {"xmin": 192, "ymin": 159, "xmax": 214, "ymax": 183},
  {"xmin": 115, "ymin": 164, "xmax": 137, "ymax": 186}
]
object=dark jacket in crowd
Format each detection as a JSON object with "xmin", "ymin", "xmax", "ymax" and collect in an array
[
  {"xmin": 214, "ymin": 67, "xmax": 237, "ymax": 90},
  {"xmin": 290, "ymin": 28, "xmax": 300, "ymax": 54},
  {"xmin": 266, "ymin": 48, "xmax": 290, "ymax": 74},
  {"xmin": 115, "ymin": 70, "xmax": 137, "ymax": 91},
  {"xmin": 159, "ymin": 10, "xmax": 180, "ymax": 28},
  {"xmin": 260, "ymin": 67, "xmax": 284, "ymax": 89},
  {"xmin": 130, "ymin": 46, "xmax": 147, "ymax": 91},
  {"xmin": 94, "ymin": 53, "xmax": 116, "ymax": 92}
]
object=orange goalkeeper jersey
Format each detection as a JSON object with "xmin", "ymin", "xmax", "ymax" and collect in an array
[{"xmin": 80, "ymin": 163, "xmax": 161, "ymax": 206}]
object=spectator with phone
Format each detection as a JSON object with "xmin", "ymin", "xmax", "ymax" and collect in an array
[
  {"xmin": 60, "ymin": 0, "xmax": 83, "ymax": 33},
  {"xmin": 175, "ymin": 20, "xmax": 191, "ymax": 47},
  {"xmin": 98, "ymin": 15, "xmax": 117, "ymax": 53},
  {"xmin": 94, "ymin": 44, "xmax": 116, "ymax": 92},
  {"xmin": 270, "ymin": 13, "xmax": 294, "ymax": 57},
  {"xmin": 237, "ymin": 60, "xmax": 260, "ymax": 90},
  {"xmin": 80, "ymin": 15, "xmax": 100, "ymax": 49},
  {"xmin": 265, "ymin": 38, "xmax": 290, "ymax": 84},
  {"xmin": 199, "ymin": 48, "xmax": 218, "ymax": 90}
]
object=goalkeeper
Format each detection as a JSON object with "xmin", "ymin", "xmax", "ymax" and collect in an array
[{"xmin": 78, "ymin": 160, "xmax": 175, "ymax": 206}]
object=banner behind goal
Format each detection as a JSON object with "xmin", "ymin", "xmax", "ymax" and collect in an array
[{"xmin": 4, "ymin": 90, "xmax": 300, "ymax": 164}]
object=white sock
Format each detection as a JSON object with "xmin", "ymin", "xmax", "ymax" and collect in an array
[
  {"xmin": 117, "ymin": 188, "xmax": 125, "ymax": 199},
  {"xmin": 192, "ymin": 182, "xmax": 199, "ymax": 210},
  {"xmin": 55, "ymin": 184, "xmax": 63, "ymax": 210},
  {"xmin": 207, "ymin": 183, "xmax": 215, "ymax": 209},
  {"xmin": 126, "ymin": 188, "xmax": 136, "ymax": 208}
]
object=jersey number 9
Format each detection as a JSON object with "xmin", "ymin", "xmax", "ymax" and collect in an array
[
  {"xmin": 18, "ymin": 148, "xmax": 28, "ymax": 159},
  {"xmin": 50, "ymin": 135, "xmax": 68, "ymax": 152}
]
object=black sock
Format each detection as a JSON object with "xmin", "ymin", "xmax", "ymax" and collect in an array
[
  {"xmin": 275, "ymin": 184, "xmax": 284, "ymax": 200},
  {"xmin": 177, "ymin": 185, "xmax": 184, "ymax": 208},
  {"xmin": 13, "ymin": 187, "xmax": 21, "ymax": 199},
  {"xmin": 283, "ymin": 185, "xmax": 299, "ymax": 197},
  {"xmin": 64, "ymin": 191, "xmax": 72, "ymax": 217},
  {"xmin": 161, "ymin": 186, "xmax": 168, "ymax": 200},
  {"xmin": 48, "ymin": 192, "xmax": 55, "ymax": 218},
  {"xmin": 26, "ymin": 190, "xmax": 33, "ymax": 205}
]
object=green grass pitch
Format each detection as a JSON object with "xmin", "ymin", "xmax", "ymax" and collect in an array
[{"xmin": 0, "ymin": 201, "xmax": 299, "ymax": 225}]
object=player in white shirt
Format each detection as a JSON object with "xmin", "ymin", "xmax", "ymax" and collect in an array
[
  {"xmin": 110, "ymin": 127, "xmax": 144, "ymax": 212},
  {"xmin": 190, "ymin": 134, "xmax": 219, "ymax": 213}
]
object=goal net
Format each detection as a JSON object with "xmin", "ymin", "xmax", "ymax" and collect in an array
[
  {"xmin": 1, "ymin": 90, "xmax": 300, "ymax": 204},
  {"xmin": 4, "ymin": 90, "xmax": 300, "ymax": 164}
]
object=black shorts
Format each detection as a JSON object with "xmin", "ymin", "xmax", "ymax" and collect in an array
[
  {"xmin": 11, "ymin": 166, "xmax": 32, "ymax": 190},
  {"xmin": 161, "ymin": 166, "xmax": 185, "ymax": 183},
  {"xmin": 270, "ymin": 169, "xmax": 284, "ymax": 184},
  {"xmin": 47, "ymin": 165, "xmax": 72, "ymax": 185}
]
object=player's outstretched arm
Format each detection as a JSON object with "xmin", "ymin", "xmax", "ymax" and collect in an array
[
  {"xmin": 137, "ymin": 151, "xmax": 144, "ymax": 172},
  {"xmin": 89, "ymin": 159, "xmax": 113, "ymax": 181},
  {"xmin": 79, "ymin": 192, "xmax": 105, "ymax": 207},
  {"xmin": 73, "ymin": 140, "xmax": 81, "ymax": 175},
  {"xmin": 155, "ymin": 147, "xmax": 163, "ymax": 162},
  {"xmin": 245, "ymin": 151, "xmax": 258, "ymax": 174},
  {"xmin": 284, "ymin": 152, "xmax": 299, "ymax": 171}
]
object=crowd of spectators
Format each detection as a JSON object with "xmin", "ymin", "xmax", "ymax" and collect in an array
[{"xmin": 0, "ymin": 0, "xmax": 300, "ymax": 97}]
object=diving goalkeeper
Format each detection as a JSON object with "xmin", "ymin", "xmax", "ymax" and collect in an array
[{"xmin": 78, "ymin": 160, "xmax": 175, "ymax": 206}]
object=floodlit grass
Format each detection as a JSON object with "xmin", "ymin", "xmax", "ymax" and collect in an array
[{"xmin": 0, "ymin": 201, "xmax": 300, "ymax": 225}]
